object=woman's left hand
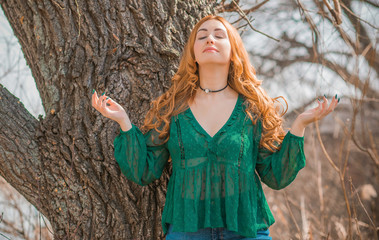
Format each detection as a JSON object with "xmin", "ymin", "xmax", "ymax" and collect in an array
[
  {"xmin": 297, "ymin": 95, "xmax": 340, "ymax": 128},
  {"xmin": 290, "ymin": 95, "xmax": 339, "ymax": 137}
]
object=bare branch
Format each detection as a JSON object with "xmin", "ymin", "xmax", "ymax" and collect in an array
[
  {"xmin": 339, "ymin": 0, "xmax": 379, "ymax": 74},
  {"xmin": 231, "ymin": 0, "xmax": 280, "ymax": 41},
  {"xmin": 243, "ymin": 0, "xmax": 271, "ymax": 14},
  {"xmin": 216, "ymin": 0, "xmax": 269, "ymax": 13},
  {"xmin": 215, "ymin": 0, "xmax": 280, "ymax": 41},
  {"xmin": 283, "ymin": 190, "xmax": 302, "ymax": 238},
  {"xmin": 315, "ymin": 0, "xmax": 379, "ymax": 76},
  {"xmin": 349, "ymin": 178, "xmax": 379, "ymax": 239},
  {"xmin": 296, "ymin": 0, "xmax": 321, "ymax": 51},
  {"xmin": 340, "ymin": 2, "xmax": 378, "ymax": 30},
  {"xmin": 249, "ymin": 32, "xmax": 379, "ymax": 97},
  {"xmin": 315, "ymin": 121, "xmax": 340, "ymax": 172},
  {"xmin": 232, "ymin": 0, "xmax": 280, "ymax": 42},
  {"xmin": 322, "ymin": 0, "xmax": 343, "ymax": 25},
  {"xmin": 360, "ymin": 0, "xmax": 379, "ymax": 8}
]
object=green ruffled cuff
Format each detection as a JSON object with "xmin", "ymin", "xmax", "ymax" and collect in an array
[{"xmin": 287, "ymin": 131, "xmax": 305, "ymax": 141}]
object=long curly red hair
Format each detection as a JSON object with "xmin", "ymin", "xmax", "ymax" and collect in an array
[{"xmin": 141, "ymin": 15, "xmax": 287, "ymax": 152}]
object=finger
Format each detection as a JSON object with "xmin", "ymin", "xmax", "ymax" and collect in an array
[
  {"xmin": 101, "ymin": 96, "xmax": 107, "ymax": 107},
  {"xmin": 323, "ymin": 96, "xmax": 338, "ymax": 118},
  {"xmin": 333, "ymin": 97, "xmax": 339, "ymax": 110},
  {"xmin": 314, "ymin": 96, "xmax": 327, "ymax": 120},
  {"xmin": 316, "ymin": 98, "xmax": 323, "ymax": 112},
  {"xmin": 92, "ymin": 91, "xmax": 99, "ymax": 110},
  {"xmin": 99, "ymin": 94, "xmax": 106, "ymax": 109},
  {"xmin": 316, "ymin": 98, "xmax": 322, "ymax": 107},
  {"xmin": 106, "ymin": 97, "xmax": 112, "ymax": 103},
  {"xmin": 91, "ymin": 91, "xmax": 95, "ymax": 107},
  {"xmin": 321, "ymin": 96, "xmax": 329, "ymax": 115},
  {"xmin": 329, "ymin": 95, "xmax": 338, "ymax": 112},
  {"xmin": 324, "ymin": 96, "xmax": 334, "ymax": 113},
  {"xmin": 105, "ymin": 97, "xmax": 112, "ymax": 106},
  {"xmin": 326, "ymin": 95, "xmax": 339, "ymax": 114},
  {"xmin": 333, "ymin": 94, "xmax": 340, "ymax": 106},
  {"xmin": 97, "ymin": 93, "xmax": 106, "ymax": 109},
  {"xmin": 100, "ymin": 95, "xmax": 109, "ymax": 115},
  {"xmin": 315, "ymin": 96, "xmax": 325, "ymax": 114}
]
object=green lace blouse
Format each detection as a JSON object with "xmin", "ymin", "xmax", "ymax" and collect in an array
[{"xmin": 113, "ymin": 93, "xmax": 306, "ymax": 238}]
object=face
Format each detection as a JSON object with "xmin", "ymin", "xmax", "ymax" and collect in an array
[{"xmin": 193, "ymin": 19, "xmax": 231, "ymax": 66}]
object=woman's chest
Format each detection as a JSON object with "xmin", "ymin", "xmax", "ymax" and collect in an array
[
  {"xmin": 189, "ymin": 100, "xmax": 237, "ymax": 138},
  {"xmin": 167, "ymin": 112, "xmax": 259, "ymax": 171}
]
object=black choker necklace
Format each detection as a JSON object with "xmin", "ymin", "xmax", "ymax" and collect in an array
[{"xmin": 199, "ymin": 83, "xmax": 228, "ymax": 93}]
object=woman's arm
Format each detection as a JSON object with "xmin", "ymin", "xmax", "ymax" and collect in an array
[
  {"xmin": 91, "ymin": 90, "xmax": 170, "ymax": 186},
  {"xmin": 256, "ymin": 128, "xmax": 306, "ymax": 190},
  {"xmin": 113, "ymin": 123, "xmax": 170, "ymax": 186},
  {"xmin": 255, "ymin": 95, "xmax": 339, "ymax": 190}
]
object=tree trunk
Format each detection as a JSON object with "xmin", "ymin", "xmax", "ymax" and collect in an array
[{"xmin": 0, "ymin": 1, "xmax": 217, "ymax": 239}]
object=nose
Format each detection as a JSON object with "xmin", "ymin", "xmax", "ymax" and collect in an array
[{"xmin": 206, "ymin": 35, "xmax": 215, "ymax": 45}]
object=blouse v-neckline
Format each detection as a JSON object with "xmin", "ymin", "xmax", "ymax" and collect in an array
[{"xmin": 185, "ymin": 94, "xmax": 242, "ymax": 140}]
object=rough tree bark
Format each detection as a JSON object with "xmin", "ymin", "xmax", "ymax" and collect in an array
[{"xmin": 0, "ymin": 0, "xmax": 217, "ymax": 239}]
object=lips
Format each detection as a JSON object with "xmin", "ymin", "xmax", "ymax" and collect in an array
[{"xmin": 203, "ymin": 47, "xmax": 218, "ymax": 52}]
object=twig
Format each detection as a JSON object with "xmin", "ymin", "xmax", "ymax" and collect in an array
[
  {"xmin": 231, "ymin": 0, "xmax": 280, "ymax": 42},
  {"xmin": 237, "ymin": 17, "xmax": 255, "ymax": 37},
  {"xmin": 0, "ymin": 232, "xmax": 11, "ymax": 240},
  {"xmin": 296, "ymin": 0, "xmax": 320, "ymax": 58},
  {"xmin": 316, "ymin": 142, "xmax": 326, "ymax": 233},
  {"xmin": 349, "ymin": 178, "xmax": 379, "ymax": 239},
  {"xmin": 283, "ymin": 190, "xmax": 302, "ymax": 238},
  {"xmin": 315, "ymin": 121, "xmax": 340, "ymax": 172},
  {"xmin": 300, "ymin": 195, "xmax": 310, "ymax": 240},
  {"xmin": 40, "ymin": 213, "xmax": 54, "ymax": 235},
  {"xmin": 340, "ymin": 2, "xmax": 378, "ymax": 30},
  {"xmin": 244, "ymin": 0, "xmax": 271, "ymax": 14},
  {"xmin": 322, "ymin": 0, "xmax": 342, "ymax": 25},
  {"xmin": 315, "ymin": 120, "xmax": 353, "ymax": 238},
  {"xmin": 349, "ymin": 177, "xmax": 363, "ymax": 240}
]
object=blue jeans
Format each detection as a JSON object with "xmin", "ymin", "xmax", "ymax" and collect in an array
[{"xmin": 165, "ymin": 224, "xmax": 272, "ymax": 240}]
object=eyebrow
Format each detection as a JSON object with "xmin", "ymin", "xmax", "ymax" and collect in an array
[{"xmin": 197, "ymin": 28, "xmax": 226, "ymax": 33}]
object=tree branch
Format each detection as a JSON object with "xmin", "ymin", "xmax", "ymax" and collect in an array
[
  {"xmin": 215, "ymin": 0, "xmax": 279, "ymax": 41},
  {"xmin": 0, "ymin": 84, "xmax": 43, "ymax": 211},
  {"xmin": 340, "ymin": 0, "xmax": 379, "ymax": 76},
  {"xmin": 251, "ymin": 32, "xmax": 378, "ymax": 97}
]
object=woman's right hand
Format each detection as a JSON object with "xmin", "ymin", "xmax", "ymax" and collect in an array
[{"xmin": 91, "ymin": 90, "xmax": 128, "ymax": 124}]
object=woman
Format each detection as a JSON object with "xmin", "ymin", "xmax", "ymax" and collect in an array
[{"xmin": 92, "ymin": 15, "xmax": 338, "ymax": 240}]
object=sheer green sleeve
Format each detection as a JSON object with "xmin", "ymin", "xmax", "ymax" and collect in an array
[
  {"xmin": 256, "ymin": 121, "xmax": 306, "ymax": 190},
  {"xmin": 113, "ymin": 123, "xmax": 170, "ymax": 186}
]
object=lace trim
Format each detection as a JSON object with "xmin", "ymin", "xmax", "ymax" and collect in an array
[
  {"xmin": 174, "ymin": 116, "xmax": 186, "ymax": 168},
  {"xmin": 238, "ymin": 115, "xmax": 248, "ymax": 167}
]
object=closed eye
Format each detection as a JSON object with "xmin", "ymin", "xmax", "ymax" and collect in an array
[{"xmin": 198, "ymin": 36, "xmax": 223, "ymax": 40}]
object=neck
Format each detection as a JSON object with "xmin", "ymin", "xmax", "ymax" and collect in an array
[{"xmin": 197, "ymin": 63, "xmax": 230, "ymax": 98}]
